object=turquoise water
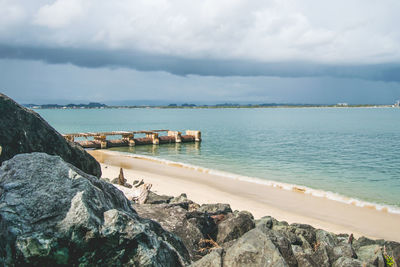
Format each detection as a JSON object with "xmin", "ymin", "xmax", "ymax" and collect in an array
[{"xmin": 37, "ymin": 108, "xmax": 400, "ymax": 208}]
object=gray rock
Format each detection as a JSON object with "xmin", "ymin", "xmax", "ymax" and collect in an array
[
  {"xmin": 223, "ymin": 228, "xmax": 289, "ymax": 267},
  {"xmin": 170, "ymin": 193, "xmax": 189, "ymax": 204},
  {"xmin": 356, "ymin": 245, "xmax": 385, "ymax": 267},
  {"xmin": 256, "ymin": 216, "xmax": 284, "ymax": 229},
  {"xmin": 190, "ymin": 248, "xmax": 223, "ymax": 267},
  {"xmin": 292, "ymin": 245, "xmax": 319, "ymax": 267},
  {"xmin": 145, "ymin": 191, "xmax": 174, "ymax": 204},
  {"xmin": 333, "ymin": 257, "xmax": 364, "ymax": 267},
  {"xmin": 169, "ymin": 193, "xmax": 193, "ymax": 210},
  {"xmin": 316, "ymin": 229, "xmax": 338, "ymax": 247},
  {"xmin": 133, "ymin": 203, "xmax": 217, "ymax": 261},
  {"xmin": 290, "ymin": 224, "xmax": 317, "ymax": 247},
  {"xmin": 353, "ymin": 236, "xmax": 383, "ymax": 250},
  {"xmin": 261, "ymin": 228, "xmax": 298, "ymax": 267},
  {"xmin": 329, "ymin": 244, "xmax": 357, "ymax": 263},
  {"xmin": 216, "ymin": 211, "xmax": 255, "ymax": 244},
  {"xmin": 197, "ymin": 203, "xmax": 232, "ymax": 215},
  {"xmin": 0, "ymin": 93, "xmax": 101, "ymax": 177},
  {"xmin": 0, "ymin": 153, "xmax": 189, "ymax": 266},
  {"xmin": 310, "ymin": 244, "xmax": 331, "ymax": 267}
]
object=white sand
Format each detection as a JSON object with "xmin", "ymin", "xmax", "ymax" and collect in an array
[{"xmin": 89, "ymin": 150, "xmax": 400, "ymax": 242}]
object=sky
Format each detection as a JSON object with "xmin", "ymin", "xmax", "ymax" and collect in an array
[{"xmin": 1, "ymin": 0, "xmax": 400, "ymax": 105}]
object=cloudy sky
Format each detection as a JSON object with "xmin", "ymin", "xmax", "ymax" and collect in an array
[{"xmin": 1, "ymin": 0, "xmax": 400, "ymax": 104}]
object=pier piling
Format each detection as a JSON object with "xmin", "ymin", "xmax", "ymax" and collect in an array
[{"xmin": 62, "ymin": 130, "xmax": 201, "ymax": 149}]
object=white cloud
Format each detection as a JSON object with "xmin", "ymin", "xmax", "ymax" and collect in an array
[
  {"xmin": 1, "ymin": 0, "xmax": 400, "ymax": 64},
  {"xmin": 0, "ymin": 0, "xmax": 25, "ymax": 30},
  {"xmin": 34, "ymin": 0, "xmax": 86, "ymax": 28}
]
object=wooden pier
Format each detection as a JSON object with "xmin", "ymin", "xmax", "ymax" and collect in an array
[{"xmin": 63, "ymin": 130, "xmax": 201, "ymax": 149}]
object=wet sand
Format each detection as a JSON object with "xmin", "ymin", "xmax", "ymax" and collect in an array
[{"xmin": 89, "ymin": 149, "xmax": 400, "ymax": 242}]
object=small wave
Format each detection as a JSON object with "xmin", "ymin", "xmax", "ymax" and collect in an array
[{"xmin": 104, "ymin": 150, "xmax": 400, "ymax": 215}]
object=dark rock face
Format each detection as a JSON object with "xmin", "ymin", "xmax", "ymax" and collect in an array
[
  {"xmin": 224, "ymin": 228, "xmax": 289, "ymax": 266},
  {"xmin": 0, "ymin": 93, "xmax": 101, "ymax": 177},
  {"xmin": 188, "ymin": 208, "xmax": 400, "ymax": 267},
  {"xmin": 133, "ymin": 203, "xmax": 217, "ymax": 261},
  {"xmin": 197, "ymin": 203, "xmax": 232, "ymax": 215},
  {"xmin": 145, "ymin": 191, "xmax": 174, "ymax": 204},
  {"xmin": 0, "ymin": 153, "xmax": 189, "ymax": 266},
  {"xmin": 216, "ymin": 210, "xmax": 255, "ymax": 244}
]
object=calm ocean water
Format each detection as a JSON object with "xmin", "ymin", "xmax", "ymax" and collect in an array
[{"xmin": 37, "ymin": 108, "xmax": 400, "ymax": 209}]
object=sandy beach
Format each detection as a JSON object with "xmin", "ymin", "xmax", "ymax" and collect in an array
[{"xmin": 89, "ymin": 149, "xmax": 400, "ymax": 242}]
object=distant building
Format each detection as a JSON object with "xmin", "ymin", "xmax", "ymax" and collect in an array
[{"xmin": 337, "ymin": 103, "xmax": 348, "ymax": 107}]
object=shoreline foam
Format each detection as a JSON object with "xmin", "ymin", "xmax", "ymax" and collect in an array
[{"xmin": 103, "ymin": 150, "xmax": 400, "ymax": 215}]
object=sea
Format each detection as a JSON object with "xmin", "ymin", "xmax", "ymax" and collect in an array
[{"xmin": 37, "ymin": 107, "xmax": 400, "ymax": 213}]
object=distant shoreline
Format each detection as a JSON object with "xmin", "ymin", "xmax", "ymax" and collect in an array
[{"xmin": 26, "ymin": 104, "xmax": 399, "ymax": 110}]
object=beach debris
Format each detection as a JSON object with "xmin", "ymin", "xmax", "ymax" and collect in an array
[
  {"xmin": 211, "ymin": 214, "xmax": 226, "ymax": 224},
  {"xmin": 114, "ymin": 183, "xmax": 152, "ymax": 204},
  {"xmin": 132, "ymin": 183, "xmax": 152, "ymax": 204},
  {"xmin": 198, "ymin": 236, "xmax": 221, "ymax": 253},
  {"xmin": 111, "ymin": 168, "xmax": 132, "ymax": 188},
  {"xmin": 118, "ymin": 168, "xmax": 125, "ymax": 185},
  {"xmin": 348, "ymin": 233, "xmax": 354, "ymax": 244},
  {"xmin": 134, "ymin": 179, "xmax": 144, "ymax": 188}
]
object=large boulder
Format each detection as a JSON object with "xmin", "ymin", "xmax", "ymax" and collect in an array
[
  {"xmin": 223, "ymin": 228, "xmax": 289, "ymax": 266},
  {"xmin": 133, "ymin": 203, "xmax": 217, "ymax": 261},
  {"xmin": 0, "ymin": 153, "xmax": 189, "ymax": 266},
  {"xmin": 197, "ymin": 203, "xmax": 232, "ymax": 215},
  {"xmin": 216, "ymin": 210, "xmax": 255, "ymax": 244},
  {"xmin": 0, "ymin": 93, "xmax": 101, "ymax": 177}
]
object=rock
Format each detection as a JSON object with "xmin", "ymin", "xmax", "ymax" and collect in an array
[
  {"xmin": 256, "ymin": 216, "xmax": 282, "ymax": 229},
  {"xmin": 133, "ymin": 203, "xmax": 217, "ymax": 261},
  {"xmin": 356, "ymin": 245, "xmax": 385, "ymax": 267},
  {"xmin": 329, "ymin": 244, "xmax": 357, "ymax": 263},
  {"xmin": 223, "ymin": 228, "xmax": 289, "ymax": 266},
  {"xmin": 100, "ymin": 177, "xmax": 111, "ymax": 183},
  {"xmin": 197, "ymin": 203, "xmax": 232, "ymax": 215},
  {"xmin": 216, "ymin": 211, "xmax": 255, "ymax": 244},
  {"xmin": 262, "ymin": 229, "xmax": 298, "ymax": 266},
  {"xmin": 169, "ymin": 193, "xmax": 193, "ymax": 210},
  {"xmin": 353, "ymin": 236, "xmax": 383, "ymax": 250},
  {"xmin": 0, "ymin": 153, "xmax": 189, "ymax": 266},
  {"xmin": 316, "ymin": 229, "xmax": 338, "ymax": 247},
  {"xmin": 0, "ymin": 93, "xmax": 101, "ymax": 177},
  {"xmin": 145, "ymin": 191, "xmax": 174, "ymax": 204},
  {"xmin": 190, "ymin": 248, "xmax": 223, "ymax": 267},
  {"xmin": 170, "ymin": 193, "xmax": 190, "ymax": 204},
  {"xmin": 263, "ymin": 224, "xmax": 302, "ymax": 247},
  {"xmin": 290, "ymin": 223, "xmax": 317, "ymax": 249},
  {"xmin": 310, "ymin": 244, "xmax": 331, "ymax": 267},
  {"xmin": 292, "ymin": 245, "xmax": 319, "ymax": 267},
  {"xmin": 332, "ymin": 257, "xmax": 363, "ymax": 267}
]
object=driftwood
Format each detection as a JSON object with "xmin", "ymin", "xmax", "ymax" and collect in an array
[
  {"xmin": 132, "ymin": 184, "xmax": 152, "ymax": 204},
  {"xmin": 118, "ymin": 168, "xmax": 125, "ymax": 185},
  {"xmin": 134, "ymin": 179, "xmax": 144, "ymax": 188},
  {"xmin": 113, "ymin": 183, "xmax": 152, "ymax": 204},
  {"xmin": 348, "ymin": 233, "xmax": 354, "ymax": 244}
]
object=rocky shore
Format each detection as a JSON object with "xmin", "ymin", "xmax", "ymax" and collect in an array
[
  {"xmin": 1, "ymin": 93, "xmax": 399, "ymax": 266},
  {"xmin": 1, "ymin": 153, "xmax": 399, "ymax": 266}
]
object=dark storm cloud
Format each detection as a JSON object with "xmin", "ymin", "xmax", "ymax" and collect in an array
[{"xmin": 1, "ymin": 43, "xmax": 400, "ymax": 82}]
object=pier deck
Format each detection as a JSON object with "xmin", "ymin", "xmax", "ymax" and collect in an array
[{"xmin": 63, "ymin": 130, "xmax": 201, "ymax": 149}]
